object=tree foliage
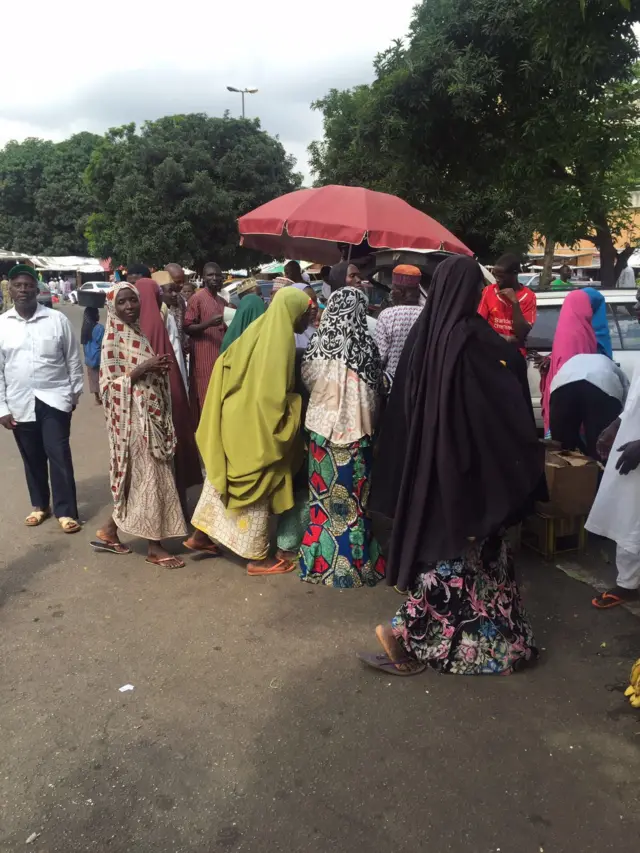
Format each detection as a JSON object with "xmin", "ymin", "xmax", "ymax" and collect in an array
[
  {"xmin": 309, "ymin": 0, "xmax": 640, "ymax": 284},
  {"xmin": 84, "ymin": 114, "xmax": 301, "ymax": 267},
  {"xmin": 0, "ymin": 133, "xmax": 102, "ymax": 255}
]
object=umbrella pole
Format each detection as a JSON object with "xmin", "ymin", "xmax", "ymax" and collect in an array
[{"xmin": 347, "ymin": 244, "xmax": 352, "ymax": 262}]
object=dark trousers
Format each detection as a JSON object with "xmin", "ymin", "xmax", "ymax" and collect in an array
[
  {"xmin": 13, "ymin": 398, "xmax": 78, "ymax": 518},
  {"xmin": 550, "ymin": 380, "xmax": 622, "ymax": 461}
]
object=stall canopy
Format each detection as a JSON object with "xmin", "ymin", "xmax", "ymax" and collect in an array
[
  {"xmin": 29, "ymin": 256, "xmax": 108, "ymax": 273},
  {"xmin": 258, "ymin": 259, "xmax": 313, "ymax": 275}
]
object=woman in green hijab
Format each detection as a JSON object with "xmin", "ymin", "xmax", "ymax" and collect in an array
[
  {"xmin": 185, "ymin": 287, "xmax": 312, "ymax": 575},
  {"xmin": 220, "ymin": 282, "xmax": 266, "ymax": 354}
]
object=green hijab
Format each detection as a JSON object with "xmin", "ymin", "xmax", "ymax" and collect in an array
[
  {"xmin": 220, "ymin": 294, "xmax": 266, "ymax": 354},
  {"xmin": 196, "ymin": 287, "xmax": 311, "ymax": 514}
]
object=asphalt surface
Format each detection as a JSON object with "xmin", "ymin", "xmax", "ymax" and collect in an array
[{"xmin": 1, "ymin": 306, "xmax": 639, "ymax": 853}]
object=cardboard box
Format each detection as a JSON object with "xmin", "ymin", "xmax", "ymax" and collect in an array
[{"xmin": 540, "ymin": 450, "xmax": 599, "ymax": 517}]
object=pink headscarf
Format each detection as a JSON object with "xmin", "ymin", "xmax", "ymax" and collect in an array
[{"xmin": 541, "ymin": 289, "xmax": 597, "ymax": 432}]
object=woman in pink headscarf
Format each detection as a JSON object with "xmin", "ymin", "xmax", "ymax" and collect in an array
[{"xmin": 541, "ymin": 289, "xmax": 628, "ymax": 460}]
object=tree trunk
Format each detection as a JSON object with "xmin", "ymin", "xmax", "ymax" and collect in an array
[
  {"xmin": 539, "ymin": 237, "xmax": 555, "ymax": 290},
  {"xmin": 592, "ymin": 220, "xmax": 617, "ymax": 289}
]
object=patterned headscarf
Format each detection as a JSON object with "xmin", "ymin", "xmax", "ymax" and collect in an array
[
  {"xmin": 302, "ymin": 287, "xmax": 382, "ymax": 444},
  {"xmin": 100, "ymin": 282, "xmax": 176, "ymax": 516}
]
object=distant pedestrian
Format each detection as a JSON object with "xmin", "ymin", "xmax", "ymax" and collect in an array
[
  {"xmin": 0, "ymin": 264, "xmax": 83, "ymax": 533},
  {"xmin": 551, "ymin": 265, "xmax": 572, "ymax": 290},
  {"xmin": 80, "ymin": 306, "xmax": 105, "ymax": 405},
  {"xmin": 184, "ymin": 262, "xmax": 227, "ymax": 423},
  {"xmin": 181, "ymin": 281, "xmax": 196, "ymax": 303},
  {"xmin": 164, "ymin": 263, "xmax": 189, "ymax": 350},
  {"xmin": 374, "ymin": 264, "xmax": 423, "ymax": 378},
  {"xmin": 0, "ymin": 275, "xmax": 11, "ymax": 313},
  {"xmin": 126, "ymin": 263, "xmax": 151, "ymax": 286}
]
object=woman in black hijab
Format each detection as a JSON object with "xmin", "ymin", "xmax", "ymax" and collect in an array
[{"xmin": 360, "ymin": 255, "xmax": 543, "ymax": 676}]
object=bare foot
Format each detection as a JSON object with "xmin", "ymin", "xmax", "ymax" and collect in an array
[
  {"xmin": 375, "ymin": 624, "xmax": 423, "ymax": 674},
  {"xmin": 183, "ymin": 532, "xmax": 222, "ymax": 555}
]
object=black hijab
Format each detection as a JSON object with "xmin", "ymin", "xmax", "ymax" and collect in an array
[
  {"xmin": 81, "ymin": 306, "xmax": 100, "ymax": 345},
  {"xmin": 370, "ymin": 255, "xmax": 544, "ymax": 590}
]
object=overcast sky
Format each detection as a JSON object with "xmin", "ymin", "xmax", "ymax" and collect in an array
[{"xmin": 2, "ymin": 2, "xmax": 418, "ymax": 182}]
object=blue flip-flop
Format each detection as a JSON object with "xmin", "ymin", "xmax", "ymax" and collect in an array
[{"xmin": 356, "ymin": 651, "xmax": 426, "ymax": 676}]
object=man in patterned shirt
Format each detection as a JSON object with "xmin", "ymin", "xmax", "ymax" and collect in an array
[{"xmin": 374, "ymin": 264, "xmax": 424, "ymax": 378}]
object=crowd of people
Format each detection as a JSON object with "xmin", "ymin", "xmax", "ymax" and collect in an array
[{"xmin": 1, "ymin": 252, "xmax": 640, "ymax": 677}]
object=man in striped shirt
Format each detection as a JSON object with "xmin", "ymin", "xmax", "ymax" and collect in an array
[{"xmin": 184, "ymin": 262, "xmax": 227, "ymax": 424}]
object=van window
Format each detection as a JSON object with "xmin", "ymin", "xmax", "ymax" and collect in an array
[
  {"xmin": 612, "ymin": 304, "xmax": 640, "ymax": 350},
  {"xmin": 527, "ymin": 303, "xmax": 622, "ymax": 351}
]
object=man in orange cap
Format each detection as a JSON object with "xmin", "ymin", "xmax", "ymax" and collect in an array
[{"xmin": 374, "ymin": 264, "xmax": 424, "ymax": 377}]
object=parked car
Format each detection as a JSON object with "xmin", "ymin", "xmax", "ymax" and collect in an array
[
  {"xmin": 37, "ymin": 282, "xmax": 53, "ymax": 308},
  {"xmin": 519, "ymin": 272, "xmax": 540, "ymax": 289},
  {"xmin": 526, "ymin": 288, "xmax": 640, "ymax": 428},
  {"xmin": 69, "ymin": 281, "xmax": 112, "ymax": 304}
]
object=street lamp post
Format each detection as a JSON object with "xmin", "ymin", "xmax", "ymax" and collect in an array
[{"xmin": 226, "ymin": 86, "xmax": 259, "ymax": 119}]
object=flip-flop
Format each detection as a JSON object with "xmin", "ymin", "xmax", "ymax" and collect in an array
[
  {"xmin": 592, "ymin": 589, "xmax": 639, "ymax": 609},
  {"xmin": 145, "ymin": 555, "xmax": 185, "ymax": 570},
  {"xmin": 247, "ymin": 558, "xmax": 295, "ymax": 576},
  {"xmin": 182, "ymin": 538, "xmax": 222, "ymax": 556},
  {"xmin": 356, "ymin": 651, "xmax": 427, "ymax": 677},
  {"xmin": 90, "ymin": 539, "xmax": 132, "ymax": 555},
  {"xmin": 25, "ymin": 508, "xmax": 51, "ymax": 527}
]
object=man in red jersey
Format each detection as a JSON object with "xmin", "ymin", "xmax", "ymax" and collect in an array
[{"xmin": 478, "ymin": 254, "xmax": 536, "ymax": 354}]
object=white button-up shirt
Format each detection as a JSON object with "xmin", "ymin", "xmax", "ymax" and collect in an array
[{"xmin": 0, "ymin": 305, "xmax": 84, "ymax": 423}]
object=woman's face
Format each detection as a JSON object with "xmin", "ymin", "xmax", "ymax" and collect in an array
[
  {"xmin": 115, "ymin": 288, "xmax": 140, "ymax": 324},
  {"xmin": 346, "ymin": 264, "xmax": 361, "ymax": 287},
  {"xmin": 294, "ymin": 306, "xmax": 312, "ymax": 334}
]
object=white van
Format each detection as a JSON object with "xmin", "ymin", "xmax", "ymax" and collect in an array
[{"xmin": 526, "ymin": 288, "xmax": 640, "ymax": 428}]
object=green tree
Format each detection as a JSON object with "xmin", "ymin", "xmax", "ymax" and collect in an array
[
  {"xmin": 85, "ymin": 114, "xmax": 301, "ymax": 267},
  {"xmin": 0, "ymin": 133, "xmax": 101, "ymax": 254},
  {"xmin": 309, "ymin": 0, "xmax": 640, "ymax": 285}
]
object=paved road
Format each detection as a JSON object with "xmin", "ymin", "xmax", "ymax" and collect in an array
[{"xmin": 1, "ymin": 306, "xmax": 639, "ymax": 853}]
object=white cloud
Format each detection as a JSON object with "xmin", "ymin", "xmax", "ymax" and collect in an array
[{"xmin": 2, "ymin": 0, "xmax": 417, "ymax": 180}]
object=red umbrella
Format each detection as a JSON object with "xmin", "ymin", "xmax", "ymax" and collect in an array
[{"xmin": 238, "ymin": 185, "xmax": 472, "ymax": 264}]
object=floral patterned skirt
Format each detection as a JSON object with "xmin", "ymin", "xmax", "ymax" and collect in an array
[
  {"xmin": 299, "ymin": 433, "xmax": 385, "ymax": 588},
  {"xmin": 392, "ymin": 537, "xmax": 537, "ymax": 675}
]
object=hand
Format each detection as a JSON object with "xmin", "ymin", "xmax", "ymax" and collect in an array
[
  {"xmin": 138, "ymin": 355, "xmax": 171, "ymax": 376},
  {"xmin": 499, "ymin": 287, "xmax": 518, "ymax": 305},
  {"xmin": 529, "ymin": 351, "xmax": 550, "ymax": 374},
  {"xmin": 207, "ymin": 315, "xmax": 223, "ymax": 327},
  {"xmin": 616, "ymin": 440, "xmax": 640, "ymax": 475},
  {"xmin": 597, "ymin": 419, "xmax": 621, "ymax": 460},
  {"xmin": 0, "ymin": 413, "xmax": 17, "ymax": 430}
]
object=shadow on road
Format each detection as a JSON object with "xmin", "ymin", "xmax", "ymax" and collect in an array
[{"xmin": 0, "ymin": 540, "xmax": 69, "ymax": 611}]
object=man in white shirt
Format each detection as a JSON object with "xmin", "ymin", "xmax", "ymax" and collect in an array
[
  {"xmin": 374, "ymin": 264, "xmax": 424, "ymax": 378},
  {"xmin": 0, "ymin": 265, "xmax": 84, "ymax": 533}
]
